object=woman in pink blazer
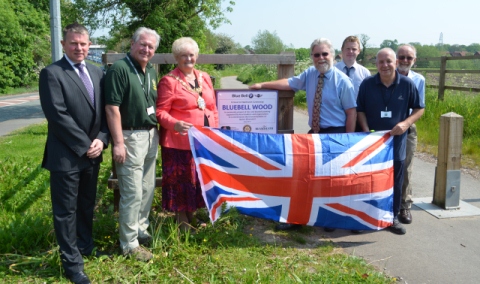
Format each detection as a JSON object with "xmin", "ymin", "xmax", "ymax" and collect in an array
[{"xmin": 156, "ymin": 37, "xmax": 218, "ymax": 231}]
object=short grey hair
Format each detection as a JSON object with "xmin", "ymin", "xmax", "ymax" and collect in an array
[
  {"xmin": 396, "ymin": 44, "xmax": 417, "ymax": 57},
  {"xmin": 132, "ymin": 27, "xmax": 161, "ymax": 50},
  {"xmin": 310, "ymin": 38, "xmax": 335, "ymax": 56},
  {"xmin": 172, "ymin": 37, "xmax": 200, "ymax": 59},
  {"xmin": 376, "ymin": 48, "xmax": 396, "ymax": 63}
]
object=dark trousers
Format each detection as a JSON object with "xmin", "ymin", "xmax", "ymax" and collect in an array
[
  {"xmin": 50, "ymin": 164, "xmax": 99, "ymax": 276},
  {"xmin": 393, "ymin": 160, "xmax": 405, "ymax": 218}
]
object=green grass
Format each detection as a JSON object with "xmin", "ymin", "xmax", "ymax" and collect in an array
[
  {"xmin": 0, "ymin": 85, "xmax": 38, "ymax": 97},
  {"xmin": 0, "ymin": 123, "xmax": 394, "ymax": 283},
  {"xmin": 416, "ymin": 88, "xmax": 480, "ymax": 167}
]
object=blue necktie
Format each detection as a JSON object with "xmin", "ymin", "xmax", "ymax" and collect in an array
[
  {"xmin": 345, "ymin": 66, "xmax": 353, "ymax": 77},
  {"xmin": 75, "ymin": 63, "xmax": 95, "ymax": 105}
]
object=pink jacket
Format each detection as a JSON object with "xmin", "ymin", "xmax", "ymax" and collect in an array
[{"xmin": 156, "ymin": 67, "xmax": 219, "ymax": 150}]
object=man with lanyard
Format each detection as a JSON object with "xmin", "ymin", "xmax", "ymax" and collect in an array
[
  {"xmin": 335, "ymin": 35, "xmax": 371, "ymax": 96},
  {"xmin": 105, "ymin": 27, "xmax": 160, "ymax": 261},
  {"xmin": 249, "ymin": 38, "xmax": 357, "ymax": 232},
  {"xmin": 396, "ymin": 44, "xmax": 426, "ymax": 225},
  {"xmin": 357, "ymin": 48, "xmax": 424, "ymax": 235}
]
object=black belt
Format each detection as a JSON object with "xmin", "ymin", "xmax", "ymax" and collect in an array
[{"xmin": 122, "ymin": 126, "xmax": 155, "ymax": 131}]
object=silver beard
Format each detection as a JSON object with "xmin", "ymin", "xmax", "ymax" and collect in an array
[
  {"xmin": 316, "ymin": 61, "xmax": 331, "ymax": 73},
  {"xmin": 397, "ymin": 62, "xmax": 413, "ymax": 74}
]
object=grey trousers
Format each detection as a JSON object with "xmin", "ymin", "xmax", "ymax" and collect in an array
[
  {"xmin": 401, "ymin": 124, "xmax": 417, "ymax": 209},
  {"xmin": 116, "ymin": 128, "xmax": 159, "ymax": 252}
]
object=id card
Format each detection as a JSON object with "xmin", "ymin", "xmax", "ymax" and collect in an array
[
  {"xmin": 146, "ymin": 106, "xmax": 155, "ymax": 115},
  {"xmin": 381, "ymin": 111, "xmax": 392, "ymax": 118}
]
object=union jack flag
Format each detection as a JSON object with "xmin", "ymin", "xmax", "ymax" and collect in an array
[{"xmin": 188, "ymin": 126, "xmax": 394, "ymax": 230}]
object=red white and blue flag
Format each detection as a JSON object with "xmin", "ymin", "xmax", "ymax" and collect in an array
[{"xmin": 188, "ymin": 126, "xmax": 394, "ymax": 231}]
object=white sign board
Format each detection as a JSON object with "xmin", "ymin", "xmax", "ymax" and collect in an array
[{"xmin": 216, "ymin": 89, "xmax": 278, "ymax": 134}]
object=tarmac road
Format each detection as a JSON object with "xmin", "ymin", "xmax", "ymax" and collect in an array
[
  {"xmin": 221, "ymin": 75, "xmax": 480, "ymax": 284},
  {"xmin": 0, "ymin": 93, "xmax": 45, "ymax": 137}
]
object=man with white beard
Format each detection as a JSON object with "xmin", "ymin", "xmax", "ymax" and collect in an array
[
  {"xmin": 250, "ymin": 38, "xmax": 356, "ymax": 134},
  {"xmin": 250, "ymin": 38, "xmax": 357, "ymax": 231},
  {"xmin": 395, "ymin": 44, "xmax": 425, "ymax": 225}
]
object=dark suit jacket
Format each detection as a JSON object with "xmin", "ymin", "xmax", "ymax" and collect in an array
[{"xmin": 39, "ymin": 57, "xmax": 109, "ymax": 172}]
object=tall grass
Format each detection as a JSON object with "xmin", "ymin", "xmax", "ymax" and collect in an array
[{"xmin": 416, "ymin": 88, "xmax": 480, "ymax": 167}]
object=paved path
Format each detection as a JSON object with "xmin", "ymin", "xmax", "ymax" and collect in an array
[
  {"xmin": 0, "ymin": 93, "xmax": 45, "ymax": 137},
  {"xmin": 221, "ymin": 76, "xmax": 480, "ymax": 284}
]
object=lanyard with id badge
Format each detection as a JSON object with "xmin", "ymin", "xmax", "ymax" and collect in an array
[
  {"xmin": 381, "ymin": 85, "xmax": 395, "ymax": 119},
  {"xmin": 126, "ymin": 56, "xmax": 155, "ymax": 116}
]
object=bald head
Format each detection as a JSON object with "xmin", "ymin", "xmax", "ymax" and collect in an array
[{"xmin": 376, "ymin": 48, "xmax": 397, "ymax": 85}]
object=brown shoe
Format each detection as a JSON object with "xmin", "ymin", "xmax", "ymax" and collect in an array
[
  {"xmin": 123, "ymin": 246, "xmax": 153, "ymax": 262},
  {"xmin": 398, "ymin": 209, "xmax": 412, "ymax": 224}
]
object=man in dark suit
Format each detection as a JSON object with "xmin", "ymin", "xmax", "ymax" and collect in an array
[{"xmin": 39, "ymin": 22, "xmax": 109, "ymax": 284}]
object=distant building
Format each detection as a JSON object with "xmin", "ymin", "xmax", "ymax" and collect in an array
[
  {"xmin": 89, "ymin": 45, "xmax": 106, "ymax": 55},
  {"xmin": 450, "ymin": 51, "xmax": 467, "ymax": 57}
]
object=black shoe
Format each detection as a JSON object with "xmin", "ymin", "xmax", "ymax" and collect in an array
[
  {"xmin": 389, "ymin": 218, "xmax": 406, "ymax": 235},
  {"xmin": 398, "ymin": 209, "xmax": 412, "ymax": 224},
  {"xmin": 351, "ymin": 230, "xmax": 364, "ymax": 234},
  {"xmin": 66, "ymin": 271, "xmax": 91, "ymax": 284},
  {"xmin": 138, "ymin": 235, "xmax": 153, "ymax": 246},
  {"xmin": 82, "ymin": 248, "xmax": 111, "ymax": 258},
  {"xmin": 274, "ymin": 223, "xmax": 302, "ymax": 231},
  {"xmin": 92, "ymin": 250, "xmax": 112, "ymax": 258},
  {"xmin": 324, "ymin": 227, "xmax": 336, "ymax": 232}
]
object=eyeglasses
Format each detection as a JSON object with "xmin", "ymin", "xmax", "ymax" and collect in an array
[
  {"xmin": 312, "ymin": 52, "xmax": 329, "ymax": 58},
  {"xmin": 397, "ymin": 55, "xmax": 414, "ymax": 61}
]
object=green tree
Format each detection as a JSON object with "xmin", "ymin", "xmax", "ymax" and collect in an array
[
  {"xmin": 251, "ymin": 30, "xmax": 285, "ymax": 54},
  {"xmin": 358, "ymin": 34, "xmax": 370, "ymax": 63},
  {"xmin": 0, "ymin": 0, "xmax": 49, "ymax": 92},
  {"xmin": 211, "ymin": 33, "xmax": 235, "ymax": 69},
  {"xmin": 380, "ymin": 39, "xmax": 399, "ymax": 51},
  {"xmin": 414, "ymin": 44, "xmax": 441, "ymax": 68},
  {"xmin": 295, "ymin": 48, "xmax": 310, "ymax": 61},
  {"xmin": 71, "ymin": 0, "xmax": 235, "ymax": 55},
  {"xmin": 466, "ymin": 43, "xmax": 480, "ymax": 53}
]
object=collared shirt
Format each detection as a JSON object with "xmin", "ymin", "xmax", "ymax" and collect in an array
[
  {"xmin": 357, "ymin": 71, "xmax": 424, "ymax": 161},
  {"xmin": 64, "ymin": 55, "xmax": 94, "ymax": 88},
  {"xmin": 288, "ymin": 66, "xmax": 356, "ymax": 129},
  {"xmin": 404, "ymin": 69, "xmax": 426, "ymax": 109},
  {"xmin": 335, "ymin": 61, "xmax": 371, "ymax": 96},
  {"xmin": 104, "ymin": 52, "xmax": 158, "ymax": 128}
]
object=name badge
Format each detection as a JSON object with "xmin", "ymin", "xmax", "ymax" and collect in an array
[
  {"xmin": 381, "ymin": 111, "xmax": 392, "ymax": 118},
  {"xmin": 146, "ymin": 106, "xmax": 155, "ymax": 115}
]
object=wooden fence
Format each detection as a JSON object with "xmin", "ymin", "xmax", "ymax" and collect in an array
[{"xmin": 369, "ymin": 55, "xmax": 480, "ymax": 100}]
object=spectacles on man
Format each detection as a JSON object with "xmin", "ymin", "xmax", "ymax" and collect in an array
[
  {"xmin": 312, "ymin": 52, "xmax": 329, "ymax": 58},
  {"xmin": 397, "ymin": 55, "xmax": 414, "ymax": 61}
]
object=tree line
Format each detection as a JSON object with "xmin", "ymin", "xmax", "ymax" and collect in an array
[{"xmin": 2, "ymin": 0, "xmax": 480, "ymax": 93}]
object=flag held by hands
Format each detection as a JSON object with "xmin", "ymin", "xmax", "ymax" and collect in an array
[{"xmin": 188, "ymin": 126, "xmax": 394, "ymax": 231}]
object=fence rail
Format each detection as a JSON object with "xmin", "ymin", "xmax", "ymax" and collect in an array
[{"xmin": 367, "ymin": 55, "xmax": 480, "ymax": 99}]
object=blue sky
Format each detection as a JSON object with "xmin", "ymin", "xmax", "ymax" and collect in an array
[{"xmin": 214, "ymin": 0, "xmax": 478, "ymax": 49}]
